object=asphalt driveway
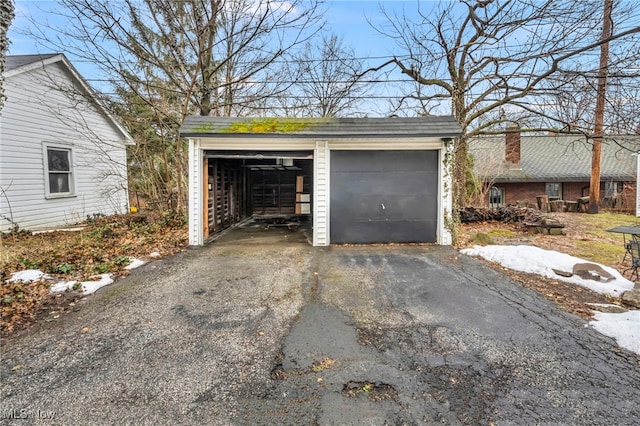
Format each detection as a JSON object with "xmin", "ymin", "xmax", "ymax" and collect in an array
[{"xmin": 2, "ymin": 225, "xmax": 639, "ymax": 425}]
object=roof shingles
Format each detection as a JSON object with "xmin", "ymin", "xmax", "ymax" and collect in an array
[
  {"xmin": 179, "ymin": 116, "xmax": 461, "ymax": 138},
  {"xmin": 470, "ymin": 135, "xmax": 640, "ymax": 182},
  {"xmin": 6, "ymin": 54, "xmax": 59, "ymax": 72}
]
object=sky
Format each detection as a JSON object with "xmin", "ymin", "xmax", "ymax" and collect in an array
[
  {"xmin": 7, "ymin": 1, "xmax": 640, "ymax": 123},
  {"xmin": 7, "ymin": 1, "xmax": 414, "ymax": 75},
  {"xmin": 8, "ymin": 1, "xmax": 415, "ymax": 50},
  {"xmin": 6, "ymin": 0, "xmax": 427, "ymax": 116}
]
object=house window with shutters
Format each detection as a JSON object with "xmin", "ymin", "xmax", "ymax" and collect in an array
[{"xmin": 44, "ymin": 144, "xmax": 75, "ymax": 197}]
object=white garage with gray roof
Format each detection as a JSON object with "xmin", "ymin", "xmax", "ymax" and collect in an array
[{"xmin": 179, "ymin": 117, "xmax": 461, "ymax": 246}]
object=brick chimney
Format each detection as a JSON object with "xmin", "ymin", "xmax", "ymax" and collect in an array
[{"xmin": 505, "ymin": 124, "xmax": 521, "ymax": 165}]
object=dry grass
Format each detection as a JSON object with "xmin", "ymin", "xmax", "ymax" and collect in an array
[{"xmin": 458, "ymin": 211, "xmax": 640, "ymax": 269}]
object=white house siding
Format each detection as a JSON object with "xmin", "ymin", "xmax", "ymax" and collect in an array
[{"xmin": 0, "ymin": 60, "xmax": 130, "ymax": 232}]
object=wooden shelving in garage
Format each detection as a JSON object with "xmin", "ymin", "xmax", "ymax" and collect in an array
[{"xmin": 206, "ymin": 159, "xmax": 246, "ymax": 236}]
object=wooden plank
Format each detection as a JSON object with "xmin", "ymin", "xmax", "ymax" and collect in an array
[
  {"xmin": 203, "ymin": 157, "xmax": 209, "ymax": 237},
  {"xmin": 231, "ymin": 167, "xmax": 237, "ymax": 221},
  {"xmin": 233, "ymin": 168, "xmax": 239, "ymax": 222},
  {"xmin": 212, "ymin": 161, "xmax": 218, "ymax": 233},
  {"xmin": 221, "ymin": 162, "xmax": 227, "ymax": 227},
  {"xmin": 295, "ymin": 175, "xmax": 303, "ymax": 214}
]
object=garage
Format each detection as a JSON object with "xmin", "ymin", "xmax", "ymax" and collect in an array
[
  {"xmin": 330, "ymin": 150, "xmax": 439, "ymax": 244},
  {"xmin": 180, "ymin": 116, "xmax": 461, "ymax": 247}
]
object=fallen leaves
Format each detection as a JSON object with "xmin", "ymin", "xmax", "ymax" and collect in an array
[
  {"xmin": 311, "ymin": 357, "xmax": 337, "ymax": 372},
  {"xmin": 1, "ymin": 279, "xmax": 51, "ymax": 335},
  {"xmin": 1, "ymin": 211, "xmax": 188, "ymax": 336}
]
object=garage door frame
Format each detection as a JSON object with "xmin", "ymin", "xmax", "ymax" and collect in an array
[
  {"xmin": 317, "ymin": 138, "xmax": 454, "ymax": 247},
  {"xmin": 329, "ymin": 149, "xmax": 440, "ymax": 244}
]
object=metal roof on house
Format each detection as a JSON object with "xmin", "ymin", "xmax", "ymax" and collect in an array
[
  {"xmin": 469, "ymin": 134, "xmax": 640, "ymax": 182},
  {"xmin": 6, "ymin": 54, "xmax": 59, "ymax": 72},
  {"xmin": 179, "ymin": 116, "xmax": 462, "ymax": 139}
]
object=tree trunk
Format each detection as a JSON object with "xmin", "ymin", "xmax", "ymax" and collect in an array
[{"xmin": 453, "ymin": 136, "xmax": 468, "ymax": 212}]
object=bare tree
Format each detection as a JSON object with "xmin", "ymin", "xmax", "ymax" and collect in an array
[
  {"xmin": 23, "ymin": 0, "xmax": 324, "ymax": 210},
  {"xmin": 366, "ymin": 0, "xmax": 640, "ymax": 210},
  {"xmin": 286, "ymin": 33, "xmax": 372, "ymax": 117},
  {"xmin": 466, "ymin": 151, "xmax": 511, "ymax": 208}
]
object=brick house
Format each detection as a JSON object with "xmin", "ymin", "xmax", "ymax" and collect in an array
[{"xmin": 469, "ymin": 127, "xmax": 640, "ymax": 211}]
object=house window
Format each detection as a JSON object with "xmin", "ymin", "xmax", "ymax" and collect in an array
[
  {"xmin": 545, "ymin": 183, "xmax": 562, "ymax": 201},
  {"xmin": 605, "ymin": 181, "xmax": 621, "ymax": 199},
  {"xmin": 45, "ymin": 146, "xmax": 74, "ymax": 197},
  {"xmin": 489, "ymin": 186, "xmax": 505, "ymax": 208}
]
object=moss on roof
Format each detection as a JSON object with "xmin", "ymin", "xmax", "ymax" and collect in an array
[{"xmin": 219, "ymin": 118, "xmax": 331, "ymax": 134}]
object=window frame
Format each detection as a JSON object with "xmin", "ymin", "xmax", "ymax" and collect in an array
[
  {"xmin": 604, "ymin": 181, "xmax": 621, "ymax": 199},
  {"xmin": 43, "ymin": 143, "xmax": 76, "ymax": 199},
  {"xmin": 545, "ymin": 182, "xmax": 562, "ymax": 201},
  {"xmin": 489, "ymin": 186, "xmax": 505, "ymax": 208}
]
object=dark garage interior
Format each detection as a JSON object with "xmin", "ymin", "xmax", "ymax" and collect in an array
[{"xmin": 203, "ymin": 151, "xmax": 313, "ymax": 237}]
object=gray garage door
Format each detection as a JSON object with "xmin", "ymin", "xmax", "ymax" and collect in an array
[{"xmin": 330, "ymin": 150, "xmax": 439, "ymax": 244}]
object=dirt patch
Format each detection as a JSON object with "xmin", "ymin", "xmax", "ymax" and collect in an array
[
  {"xmin": 490, "ymin": 263, "xmax": 612, "ymax": 319},
  {"xmin": 342, "ymin": 381, "xmax": 399, "ymax": 402}
]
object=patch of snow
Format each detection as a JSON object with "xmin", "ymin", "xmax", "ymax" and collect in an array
[
  {"xmin": 9, "ymin": 270, "xmax": 50, "ymax": 283},
  {"xmin": 150, "ymin": 251, "xmax": 161, "ymax": 258},
  {"xmin": 50, "ymin": 280, "xmax": 75, "ymax": 294},
  {"xmin": 50, "ymin": 274, "xmax": 114, "ymax": 295},
  {"xmin": 460, "ymin": 245, "xmax": 634, "ymax": 296},
  {"xmin": 588, "ymin": 303, "xmax": 622, "ymax": 308},
  {"xmin": 125, "ymin": 258, "xmax": 146, "ymax": 270},
  {"xmin": 589, "ymin": 311, "xmax": 640, "ymax": 355},
  {"xmin": 81, "ymin": 274, "xmax": 114, "ymax": 294},
  {"xmin": 31, "ymin": 227, "xmax": 85, "ymax": 235}
]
